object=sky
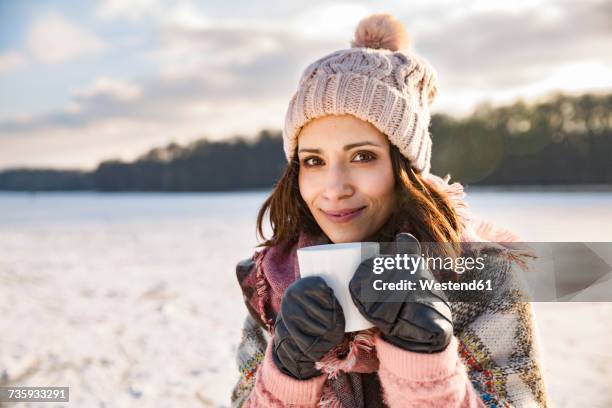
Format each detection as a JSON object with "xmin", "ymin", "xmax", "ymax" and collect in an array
[{"xmin": 0, "ymin": 0, "xmax": 611, "ymax": 170}]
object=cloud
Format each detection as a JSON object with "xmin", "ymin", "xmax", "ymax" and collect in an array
[
  {"xmin": 8, "ymin": 1, "xmax": 612, "ymax": 123},
  {"xmin": 96, "ymin": 0, "xmax": 173, "ymax": 22},
  {"xmin": 0, "ymin": 99, "xmax": 289, "ymax": 170},
  {"xmin": 141, "ymin": 0, "xmax": 612, "ymax": 107},
  {"xmin": 152, "ymin": 21, "xmax": 345, "ymax": 86},
  {"xmin": 0, "ymin": 51, "xmax": 26, "ymax": 75},
  {"xmin": 0, "ymin": 27, "xmax": 337, "ymax": 135},
  {"xmin": 5, "ymin": 0, "xmax": 612, "ymax": 129},
  {"xmin": 27, "ymin": 12, "xmax": 108, "ymax": 64},
  {"xmin": 0, "ymin": 24, "xmax": 325, "ymax": 169},
  {"xmin": 95, "ymin": 0, "xmax": 210, "ymax": 29},
  {"xmin": 291, "ymin": 3, "xmax": 371, "ymax": 38},
  {"xmin": 411, "ymin": 0, "xmax": 612, "ymax": 91},
  {"xmin": 73, "ymin": 77, "xmax": 142, "ymax": 104}
]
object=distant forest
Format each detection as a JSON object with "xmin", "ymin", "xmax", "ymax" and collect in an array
[{"xmin": 1, "ymin": 92, "xmax": 611, "ymax": 191}]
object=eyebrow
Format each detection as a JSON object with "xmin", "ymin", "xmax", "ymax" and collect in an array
[{"xmin": 298, "ymin": 141, "xmax": 382, "ymax": 154}]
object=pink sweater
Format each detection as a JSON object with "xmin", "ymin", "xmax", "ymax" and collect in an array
[{"xmin": 244, "ymin": 335, "xmax": 485, "ymax": 407}]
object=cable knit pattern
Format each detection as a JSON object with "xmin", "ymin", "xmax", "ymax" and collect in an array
[
  {"xmin": 283, "ymin": 47, "xmax": 438, "ymax": 174},
  {"xmin": 375, "ymin": 336, "xmax": 485, "ymax": 408},
  {"xmin": 244, "ymin": 342, "xmax": 326, "ymax": 407}
]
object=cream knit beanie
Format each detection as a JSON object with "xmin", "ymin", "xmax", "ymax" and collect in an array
[{"xmin": 283, "ymin": 13, "xmax": 439, "ymax": 174}]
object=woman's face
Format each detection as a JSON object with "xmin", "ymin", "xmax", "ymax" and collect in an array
[{"xmin": 298, "ymin": 114, "xmax": 396, "ymax": 243}]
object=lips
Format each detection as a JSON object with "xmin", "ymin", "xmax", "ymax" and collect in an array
[
  {"xmin": 324, "ymin": 207, "xmax": 365, "ymax": 216},
  {"xmin": 321, "ymin": 206, "xmax": 366, "ymax": 223}
]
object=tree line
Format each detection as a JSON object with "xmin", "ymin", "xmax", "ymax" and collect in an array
[{"xmin": 1, "ymin": 92, "xmax": 610, "ymax": 191}]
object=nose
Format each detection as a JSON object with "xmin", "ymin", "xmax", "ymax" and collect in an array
[{"xmin": 322, "ymin": 163, "xmax": 354, "ymax": 201}]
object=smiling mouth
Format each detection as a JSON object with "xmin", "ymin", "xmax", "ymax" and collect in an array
[{"xmin": 320, "ymin": 206, "xmax": 367, "ymax": 223}]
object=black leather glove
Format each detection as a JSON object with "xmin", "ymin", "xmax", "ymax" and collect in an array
[
  {"xmin": 272, "ymin": 276, "xmax": 345, "ymax": 379},
  {"xmin": 349, "ymin": 233, "xmax": 453, "ymax": 353}
]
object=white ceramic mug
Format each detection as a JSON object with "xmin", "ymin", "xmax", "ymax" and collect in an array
[{"xmin": 297, "ymin": 242, "xmax": 379, "ymax": 332}]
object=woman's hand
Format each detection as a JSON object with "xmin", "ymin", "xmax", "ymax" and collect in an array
[
  {"xmin": 272, "ymin": 276, "xmax": 345, "ymax": 379},
  {"xmin": 349, "ymin": 233, "xmax": 453, "ymax": 353}
]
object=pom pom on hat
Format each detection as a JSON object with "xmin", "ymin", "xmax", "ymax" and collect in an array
[{"xmin": 351, "ymin": 13, "xmax": 410, "ymax": 51}]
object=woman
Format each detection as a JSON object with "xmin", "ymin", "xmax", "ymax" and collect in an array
[{"xmin": 231, "ymin": 14, "xmax": 548, "ymax": 407}]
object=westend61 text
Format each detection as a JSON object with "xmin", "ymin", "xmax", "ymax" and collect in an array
[{"xmin": 373, "ymin": 279, "xmax": 493, "ymax": 292}]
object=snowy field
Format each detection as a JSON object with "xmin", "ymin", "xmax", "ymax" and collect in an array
[{"xmin": 1, "ymin": 191, "xmax": 611, "ymax": 407}]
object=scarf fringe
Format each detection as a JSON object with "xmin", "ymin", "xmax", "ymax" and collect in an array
[
  {"xmin": 318, "ymin": 389, "xmax": 344, "ymax": 408},
  {"xmin": 315, "ymin": 329, "xmax": 377, "ymax": 379},
  {"xmin": 423, "ymin": 173, "xmax": 472, "ymax": 231},
  {"xmin": 253, "ymin": 249, "xmax": 275, "ymax": 334},
  {"xmin": 316, "ymin": 329, "xmax": 378, "ymax": 408},
  {"xmin": 424, "ymin": 173, "xmax": 537, "ymax": 271}
]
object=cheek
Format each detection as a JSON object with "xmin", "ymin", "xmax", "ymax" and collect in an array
[
  {"xmin": 298, "ymin": 171, "xmax": 316, "ymax": 206},
  {"xmin": 359, "ymin": 166, "xmax": 395, "ymax": 204}
]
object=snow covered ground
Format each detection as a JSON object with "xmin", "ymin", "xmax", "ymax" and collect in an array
[{"xmin": 1, "ymin": 191, "xmax": 611, "ymax": 407}]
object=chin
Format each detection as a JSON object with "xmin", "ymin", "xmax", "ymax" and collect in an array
[{"xmin": 324, "ymin": 229, "xmax": 367, "ymax": 244}]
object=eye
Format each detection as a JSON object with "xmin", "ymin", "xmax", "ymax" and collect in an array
[
  {"xmin": 352, "ymin": 151, "xmax": 376, "ymax": 162},
  {"xmin": 301, "ymin": 156, "xmax": 324, "ymax": 167}
]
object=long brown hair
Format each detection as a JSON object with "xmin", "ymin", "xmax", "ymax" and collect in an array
[{"xmin": 256, "ymin": 144, "xmax": 462, "ymax": 257}]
